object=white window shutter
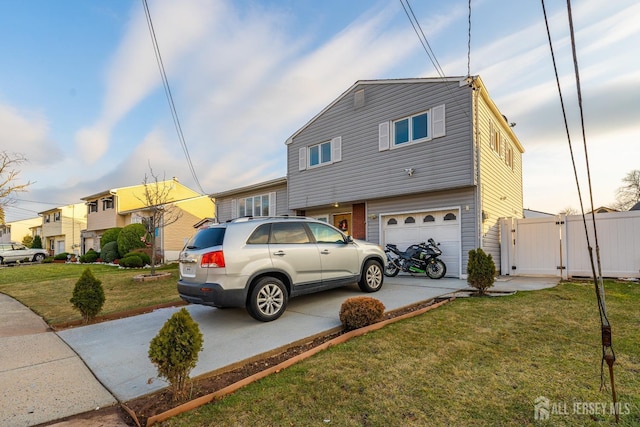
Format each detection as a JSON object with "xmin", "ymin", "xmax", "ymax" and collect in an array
[
  {"xmin": 331, "ymin": 136, "xmax": 342, "ymax": 163},
  {"xmin": 432, "ymin": 104, "xmax": 445, "ymax": 138},
  {"xmin": 231, "ymin": 199, "xmax": 237, "ymax": 218},
  {"xmin": 378, "ymin": 121, "xmax": 390, "ymax": 151},
  {"xmin": 298, "ymin": 147, "xmax": 307, "ymax": 171},
  {"xmin": 268, "ymin": 192, "xmax": 276, "ymax": 216}
]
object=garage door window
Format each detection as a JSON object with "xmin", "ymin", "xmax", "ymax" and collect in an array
[
  {"xmin": 387, "ymin": 218, "xmax": 398, "ymax": 225},
  {"xmin": 444, "ymin": 213, "xmax": 457, "ymax": 221},
  {"xmin": 423, "ymin": 215, "xmax": 435, "ymax": 222},
  {"xmin": 405, "ymin": 217, "xmax": 415, "ymax": 224}
]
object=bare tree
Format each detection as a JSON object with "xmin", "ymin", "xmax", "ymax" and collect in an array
[
  {"xmin": 558, "ymin": 206, "xmax": 578, "ymax": 216},
  {"xmin": 0, "ymin": 152, "xmax": 32, "ymax": 224},
  {"xmin": 614, "ymin": 170, "xmax": 640, "ymax": 211},
  {"xmin": 137, "ymin": 165, "xmax": 183, "ymax": 275}
]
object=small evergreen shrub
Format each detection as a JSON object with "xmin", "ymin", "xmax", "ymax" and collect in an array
[
  {"xmin": 100, "ymin": 227, "xmax": 122, "ymax": 250},
  {"xmin": 101, "ymin": 241, "xmax": 120, "ymax": 263},
  {"xmin": 467, "ymin": 248, "xmax": 496, "ymax": 296},
  {"xmin": 117, "ymin": 223, "xmax": 147, "ymax": 257},
  {"xmin": 119, "ymin": 255, "xmax": 143, "ymax": 268},
  {"xmin": 339, "ymin": 296, "xmax": 385, "ymax": 331},
  {"xmin": 54, "ymin": 252, "xmax": 69, "ymax": 261},
  {"xmin": 70, "ymin": 268, "xmax": 105, "ymax": 323},
  {"xmin": 149, "ymin": 308, "xmax": 203, "ymax": 401},
  {"xmin": 125, "ymin": 250, "xmax": 151, "ymax": 266},
  {"xmin": 32, "ymin": 235, "xmax": 43, "ymax": 249}
]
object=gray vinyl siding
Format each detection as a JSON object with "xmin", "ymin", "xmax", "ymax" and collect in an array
[
  {"xmin": 287, "ymin": 81, "xmax": 474, "ymax": 210},
  {"xmin": 214, "ymin": 183, "xmax": 290, "ymax": 223},
  {"xmin": 366, "ymin": 187, "xmax": 477, "ymax": 274}
]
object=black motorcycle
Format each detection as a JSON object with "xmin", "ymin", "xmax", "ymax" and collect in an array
[{"xmin": 384, "ymin": 238, "xmax": 447, "ymax": 279}]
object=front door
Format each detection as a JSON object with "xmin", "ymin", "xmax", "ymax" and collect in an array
[{"xmin": 333, "ymin": 213, "xmax": 352, "ymax": 236}]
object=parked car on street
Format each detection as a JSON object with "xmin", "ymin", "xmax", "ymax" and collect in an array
[
  {"xmin": 0, "ymin": 242, "xmax": 47, "ymax": 264},
  {"xmin": 178, "ymin": 216, "xmax": 386, "ymax": 321}
]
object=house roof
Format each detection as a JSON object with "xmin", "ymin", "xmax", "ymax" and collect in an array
[
  {"xmin": 284, "ymin": 76, "xmax": 524, "ymax": 154},
  {"xmin": 630, "ymin": 201, "xmax": 640, "ymax": 211},
  {"xmin": 210, "ymin": 177, "xmax": 287, "ymax": 198}
]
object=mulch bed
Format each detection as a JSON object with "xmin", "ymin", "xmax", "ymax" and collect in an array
[{"xmin": 50, "ymin": 298, "xmax": 449, "ymax": 426}]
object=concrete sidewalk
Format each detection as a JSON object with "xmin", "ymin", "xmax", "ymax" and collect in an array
[
  {"xmin": 0, "ymin": 275, "xmax": 559, "ymax": 426},
  {"xmin": 0, "ymin": 295, "xmax": 117, "ymax": 427}
]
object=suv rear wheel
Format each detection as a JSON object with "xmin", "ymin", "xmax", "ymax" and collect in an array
[
  {"xmin": 247, "ymin": 277, "xmax": 288, "ymax": 322},
  {"xmin": 358, "ymin": 260, "xmax": 384, "ymax": 292}
]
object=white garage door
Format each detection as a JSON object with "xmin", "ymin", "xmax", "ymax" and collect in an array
[{"xmin": 382, "ymin": 209, "xmax": 460, "ymax": 278}]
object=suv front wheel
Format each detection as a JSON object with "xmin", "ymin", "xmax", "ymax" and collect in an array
[
  {"xmin": 247, "ymin": 277, "xmax": 288, "ymax": 322},
  {"xmin": 358, "ymin": 260, "xmax": 384, "ymax": 292}
]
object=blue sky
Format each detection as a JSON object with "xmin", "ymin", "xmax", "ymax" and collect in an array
[{"xmin": 2, "ymin": 0, "xmax": 638, "ymax": 222}]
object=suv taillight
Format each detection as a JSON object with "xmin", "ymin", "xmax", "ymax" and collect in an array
[{"xmin": 201, "ymin": 250, "xmax": 225, "ymax": 268}]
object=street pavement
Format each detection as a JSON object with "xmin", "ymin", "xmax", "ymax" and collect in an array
[{"xmin": 0, "ymin": 275, "xmax": 559, "ymax": 426}]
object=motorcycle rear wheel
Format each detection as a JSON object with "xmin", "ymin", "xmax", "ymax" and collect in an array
[{"xmin": 426, "ymin": 259, "xmax": 446, "ymax": 279}]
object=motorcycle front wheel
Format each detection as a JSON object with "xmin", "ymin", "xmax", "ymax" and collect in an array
[
  {"xmin": 426, "ymin": 259, "xmax": 446, "ymax": 279},
  {"xmin": 384, "ymin": 262, "xmax": 400, "ymax": 277}
]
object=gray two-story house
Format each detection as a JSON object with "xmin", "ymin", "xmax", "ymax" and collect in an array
[{"xmin": 215, "ymin": 76, "xmax": 524, "ymax": 277}]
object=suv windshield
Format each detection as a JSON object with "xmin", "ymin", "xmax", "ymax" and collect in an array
[{"xmin": 186, "ymin": 227, "xmax": 226, "ymax": 249}]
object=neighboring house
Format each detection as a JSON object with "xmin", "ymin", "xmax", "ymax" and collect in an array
[
  {"xmin": 213, "ymin": 177, "xmax": 290, "ymax": 223},
  {"xmin": 212, "ymin": 76, "xmax": 524, "ymax": 278},
  {"xmin": 39, "ymin": 204, "xmax": 87, "ymax": 256},
  {"xmin": 523, "ymin": 209, "xmax": 555, "ymax": 218},
  {"xmin": 1, "ymin": 217, "xmax": 42, "ymax": 244},
  {"xmin": 588, "ymin": 206, "xmax": 618, "ymax": 214},
  {"xmin": 80, "ymin": 178, "xmax": 214, "ymax": 259},
  {"xmin": 121, "ymin": 195, "xmax": 215, "ymax": 261}
]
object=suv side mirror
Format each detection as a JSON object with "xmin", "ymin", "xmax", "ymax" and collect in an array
[{"xmin": 345, "ymin": 235, "xmax": 354, "ymax": 243}]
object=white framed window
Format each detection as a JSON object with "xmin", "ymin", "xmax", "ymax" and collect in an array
[
  {"xmin": 490, "ymin": 121, "xmax": 501, "ymax": 155},
  {"xmin": 299, "ymin": 137, "xmax": 342, "ymax": 170},
  {"xmin": 102, "ymin": 196, "xmax": 114, "ymax": 210},
  {"xmin": 88, "ymin": 202, "xmax": 98, "ymax": 213},
  {"xmin": 379, "ymin": 105, "xmax": 445, "ymax": 151},
  {"xmin": 237, "ymin": 192, "xmax": 275, "ymax": 217},
  {"xmin": 53, "ymin": 212, "xmax": 61, "ymax": 222}
]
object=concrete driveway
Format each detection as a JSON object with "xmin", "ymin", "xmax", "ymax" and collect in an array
[{"xmin": 56, "ymin": 275, "xmax": 470, "ymax": 402}]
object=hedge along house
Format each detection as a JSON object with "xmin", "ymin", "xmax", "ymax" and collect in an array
[
  {"xmin": 286, "ymin": 77, "xmax": 524, "ymax": 278},
  {"xmin": 212, "ymin": 76, "xmax": 524, "ymax": 278}
]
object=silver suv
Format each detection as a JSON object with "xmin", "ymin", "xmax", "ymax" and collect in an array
[
  {"xmin": 0, "ymin": 242, "xmax": 47, "ymax": 264},
  {"xmin": 178, "ymin": 217, "xmax": 386, "ymax": 321}
]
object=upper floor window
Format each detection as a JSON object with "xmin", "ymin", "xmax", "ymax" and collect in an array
[
  {"xmin": 505, "ymin": 145, "xmax": 514, "ymax": 169},
  {"xmin": 102, "ymin": 196, "xmax": 114, "ymax": 210},
  {"xmin": 299, "ymin": 137, "xmax": 342, "ymax": 170},
  {"xmin": 309, "ymin": 141, "xmax": 332, "ymax": 167},
  {"xmin": 53, "ymin": 212, "xmax": 61, "ymax": 222},
  {"xmin": 394, "ymin": 111, "xmax": 429, "ymax": 146},
  {"xmin": 44, "ymin": 214, "xmax": 51, "ymax": 223},
  {"xmin": 88, "ymin": 202, "xmax": 98, "ymax": 213},
  {"xmin": 379, "ymin": 105, "xmax": 445, "ymax": 151}
]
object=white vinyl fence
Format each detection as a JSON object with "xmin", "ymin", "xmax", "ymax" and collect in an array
[{"xmin": 500, "ymin": 210, "xmax": 640, "ymax": 279}]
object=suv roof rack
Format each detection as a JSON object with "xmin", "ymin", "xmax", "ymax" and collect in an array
[{"xmin": 228, "ymin": 215, "xmax": 314, "ymax": 223}]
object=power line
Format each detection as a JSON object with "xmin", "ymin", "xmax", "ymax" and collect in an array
[{"xmin": 141, "ymin": 0, "xmax": 205, "ymax": 195}]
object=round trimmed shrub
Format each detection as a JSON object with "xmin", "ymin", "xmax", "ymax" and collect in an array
[
  {"xmin": 339, "ymin": 296, "xmax": 385, "ymax": 331},
  {"xmin": 124, "ymin": 250, "xmax": 150, "ymax": 266},
  {"xmin": 100, "ymin": 227, "xmax": 122, "ymax": 250},
  {"xmin": 101, "ymin": 241, "xmax": 120, "ymax": 263},
  {"xmin": 54, "ymin": 252, "xmax": 69, "ymax": 261},
  {"xmin": 117, "ymin": 223, "xmax": 147, "ymax": 257},
  {"xmin": 80, "ymin": 249, "xmax": 99, "ymax": 263},
  {"xmin": 119, "ymin": 255, "xmax": 143, "ymax": 268}
]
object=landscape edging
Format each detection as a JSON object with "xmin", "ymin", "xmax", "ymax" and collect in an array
[{"xmin": 132, "ymin": 297, "xmax": 454, "ymax": 426}]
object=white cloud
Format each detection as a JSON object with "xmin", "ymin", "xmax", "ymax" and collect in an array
[{"xmin": 0, "ymin": 104, "xmax": 60, "ymax": 162}]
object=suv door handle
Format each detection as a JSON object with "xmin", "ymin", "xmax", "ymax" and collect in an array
[
  {"xmin": 320, "ymin": 249, "xmax": 330, "ymax": 254},
  {"xmin": 273, "ymin": 250, "xmax": 286, "ymax": 256}
]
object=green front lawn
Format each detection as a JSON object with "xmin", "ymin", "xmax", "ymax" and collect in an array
[
  {"xmin": 0, "ymin": 263, "xmax": 181, "ymax": 325},
  {"xmin": 164, "ymin": 280, "xmax": 639, "ymax": 426}
]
